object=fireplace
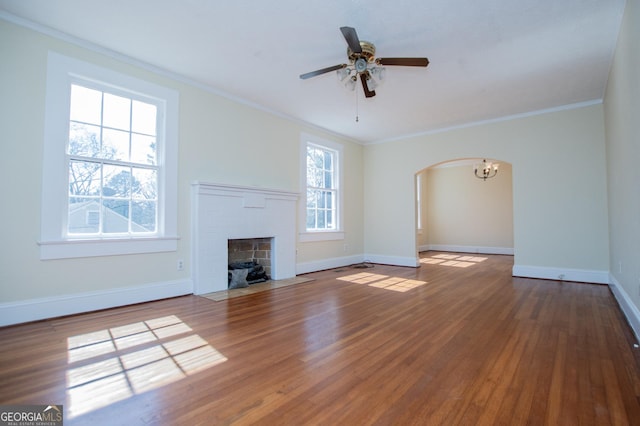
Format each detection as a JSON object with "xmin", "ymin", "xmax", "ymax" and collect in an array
[
  {"xmin": 192, "ymin": 182, "xmax": 298, "ymax": 294},
  {"xmin": 228, "ymin": 238, "xmax": 272, "ymax": 287}
]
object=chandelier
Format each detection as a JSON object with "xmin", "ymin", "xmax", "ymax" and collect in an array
[{"xmin": 474, "ymin": 159, "xmax": 499, "ymax": 180}]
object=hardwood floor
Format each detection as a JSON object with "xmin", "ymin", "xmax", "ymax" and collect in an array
[{"xmin": 1, "ymin": 252, "xmax": 640, "ymax": 425}]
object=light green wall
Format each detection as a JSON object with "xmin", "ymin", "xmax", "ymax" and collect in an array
[
  {"xmin": 423, "ymin": 163, "xmax": 513, "ymax": 249},
  {"xmin": 604, "ymin": 0, "xmax": 640, "ymax": 311},
  {"xmin": 0, "ymin": 20, "xmax": 364, "ymax": 303},
  {"xmin": 364, "ymin": 104, "xmax": 609, "ymax": 271}
]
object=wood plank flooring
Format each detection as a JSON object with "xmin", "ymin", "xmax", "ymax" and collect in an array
[{"xmin": 1, "ymin": 252, "xmax": 640, "ymax": 425}]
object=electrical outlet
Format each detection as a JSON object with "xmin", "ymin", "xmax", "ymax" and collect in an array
[{"xmin": 177, "ymin": 259, "xmax": 184, "ymax": 271}]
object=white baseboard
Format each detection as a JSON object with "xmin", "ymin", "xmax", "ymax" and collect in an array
[
  {"xmin": 512, "ymin": 264, "xmax": 609, "ymax": 284},
  {"xmin": 609, "ymin": 274, "xmax": 640, "ymax": 343},
  {"xmin": 0, "ymin": 279, "xmax": 193, "ymax": 327},
  {"xmin": 423, "ymin": 244, "xmax": 514, "ymax": 255},
  {"xmin": 296, "ymin": 255, "xmax": 365, "ymax": 274},
  {"xmin": 296, "ymin": 253, "xmax": 420, "ymax": 274},
  {"xmin": 363, "ymin": 254, "xmax": 420, "ymax": 268}
]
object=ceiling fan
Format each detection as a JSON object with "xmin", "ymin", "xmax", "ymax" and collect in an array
[{"xmin": 299, "ymin": 26, "xmax": 429, "ymax": 98}]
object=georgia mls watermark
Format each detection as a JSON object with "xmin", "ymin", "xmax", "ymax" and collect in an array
[{"xmin": 0, "ymin": 405, "xmax": 63, "ymax": 426}]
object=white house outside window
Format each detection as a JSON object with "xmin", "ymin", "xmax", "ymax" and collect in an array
[{"xmin": 40, "ymin": 52, "xmax": 179, "ymax": 259}]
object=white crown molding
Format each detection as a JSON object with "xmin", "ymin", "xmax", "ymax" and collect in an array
[
  {"xmin": 0, "ymin": 10, "xmax": 361, "ymax": 146},
  {"xmin": 0, "ymin": 11, "xmax": 605, "ymax": 147},
  {"xmin": 368, "ymin": 99, "xmax": 603, "ymax": 146}
]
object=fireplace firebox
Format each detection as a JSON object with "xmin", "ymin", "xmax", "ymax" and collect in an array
[{"xmin": 228, "ymin": 238, "xmax": 272, "ymax": 287}]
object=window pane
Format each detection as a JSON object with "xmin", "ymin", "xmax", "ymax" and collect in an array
[
  {"xmin": 307, "ymin": 147, "xmax": 322, "ymax": 169},
  {"xmin": 131, "ymin": 134, "xmax": 156, "ymax": 165},
  {"xmin": 324, "ymin": 151, "xmax": 332, "ymax": 170},
  {"xmin": 102, "ymin": 128, "xmax": 130, "ymax": 161},
  {"xmin": 307, "ymin": 168, "xmax": 322, "ymax": 187},
  {"xmin": 131, "ymin": 100, "xmax": 157, "ymax": 135},
  {"xmin": 132, "ymin": 168, "xmax": 157, "ymax": 200},
  {"xmin": 68, "ymin": 197, "xmax": 100, "ymax": 234},
  {"xmin": 103, "ymin": 199, "xmax": 129, "ymax": 233},
  {"xmin": 70, "ymin": 85, "xmax": 102, "ymax": 125},
  {"xmin": 317, "ymin": 210, "xmax": 326, "ymax": 229},
  {"xmin": 306, "ymin": 209, "xmax": 316, "ymax": 229},
  {"xmin": 69, "ymin": 160, "xmax": 101, "ymax": 196},
  {"xmin": 69, "ymin": 122, "xmax": 101, "ymax": 157},
  {"xmin": 318, "ymin": 192, "xmax": 325, "ymax": 208},
  {"xmin": 103, "ymin": 165, "xmax": 131, "ymax": 197},
  {"xmin": 326, "ymin": 192, "xmax": 333, "ymax": 209},
  {"xmin": 306, "ymin": 189, "xmax": 317, "ymax": 208},
  {"xmin": 324, "ymin": 171, "xmax": 332, "ymax": 188},
  {"xmin": 103, "ymin": 93, "xmax": 131, "ymax": 131},
  {"xmin": 327, "ymin": 210, "xmax": 333, "ymax": 228},
  {"xmin": 132, "ymin": 201, "xmax": 156, "ymax": 232}
]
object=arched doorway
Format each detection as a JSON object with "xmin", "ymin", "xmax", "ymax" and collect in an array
[{"xmin": 415, "ymin": 158, "xmax": 514, "ymax": 256}]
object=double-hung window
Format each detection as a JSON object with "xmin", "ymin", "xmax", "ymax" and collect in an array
[
  {"xmin": 299, "ymin": 133, "xmax": 344, "ymax": 241},
  {"xmin": 40, "ymin": 52, "xmax": 179, "ymax": 259},
  {"xmin": 68, "ymin": 83, "xmax": 159, "ymax": 236},
  {"xmin": 306, "ymin": 143, "xmax": 337, "ymax": 231}
]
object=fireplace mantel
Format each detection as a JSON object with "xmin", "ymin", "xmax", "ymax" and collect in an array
[{"xmin": 191, "ymin": 182, "xmax": 299, "ymax": 294}]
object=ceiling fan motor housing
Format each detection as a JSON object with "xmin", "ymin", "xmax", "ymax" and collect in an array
[{"xmin": 348, "ymin": 41, "xmax": 376, "ymax": 63}]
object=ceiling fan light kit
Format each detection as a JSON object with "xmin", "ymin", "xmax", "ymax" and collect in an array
[{"xmin": 300, "ymin": 26, "xmax": 429, "ymax": 99}]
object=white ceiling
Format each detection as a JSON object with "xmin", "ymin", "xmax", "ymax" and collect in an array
[{"xmin": 0, "ymin": 0, "xmax": 626, "ymax": 144}]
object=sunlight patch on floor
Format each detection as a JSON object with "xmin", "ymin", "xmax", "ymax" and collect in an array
[
  {"xmin": 337, "ymin": 272, "xmax": 427, "ymax": 292},
  {"xmin": 420, "ymin": 254, "xmax": 488, "ymax": 268},
  {"xmin": 66, "ymin": 315, "xmax": 227, "ymax": 419}
]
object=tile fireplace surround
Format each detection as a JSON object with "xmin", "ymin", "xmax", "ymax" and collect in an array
[{"xmin": 191, "ymin": 182, "xmax": 299, "ymax": 294}]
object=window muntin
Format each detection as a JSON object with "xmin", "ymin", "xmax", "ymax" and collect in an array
[{"xmin": 67, "ymin": 84, "xmax": 159, "ymax": 236}]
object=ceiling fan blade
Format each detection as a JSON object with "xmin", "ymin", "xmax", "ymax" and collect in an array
[
  {"xmin": 360, "ymin": 74, "xmax": 376, "ymax": 98},
  {"xmin": 299, "ymin": 64, "xmax": 347, "ymax": 80},
  {"xmin": 376, "ymin": 57, "xmax": 430, "ymax": 67},
  {"xmin": 340, "ymin": 26, "xmax": 362, "ymax": 54}
]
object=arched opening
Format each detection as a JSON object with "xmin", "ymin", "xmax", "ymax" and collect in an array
[{"xmin": 415, "ymin": 158, "xmax": 514, "ymax": 256}]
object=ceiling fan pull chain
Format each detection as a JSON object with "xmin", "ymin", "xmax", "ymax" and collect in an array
[{"xmin": 355, "ymin": 89, "xmax": 359, "ymax": 122}]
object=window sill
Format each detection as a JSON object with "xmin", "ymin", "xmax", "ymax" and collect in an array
[
  {"xmin": 38, "ymin": 236, "xmax": 179, "ymax": 260},
  {"xmin": 298, "ymin": 231, "xmax": 345, "ymax": 243}
]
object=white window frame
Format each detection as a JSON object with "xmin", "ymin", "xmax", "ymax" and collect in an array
[
  {"xmin": 39, "ymin": 52, "xmax": 179, "ymax": 259},
  {"xmin": 299, "ymin": 133, "xmax": 344, "ymax": 242}
]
